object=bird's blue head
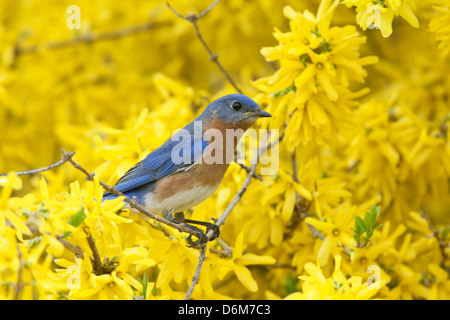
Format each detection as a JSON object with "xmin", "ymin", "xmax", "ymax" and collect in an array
[{"xmin": 201, "ymin": 94, "xmax": 271, "ymax": 127}]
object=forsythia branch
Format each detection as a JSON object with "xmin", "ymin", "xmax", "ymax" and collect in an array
[
  {"xmin": 184, "ymin": 130, "xmax": 279, "ymax": 300},
  {"xmin": 60, "ymin": 149, "xmax": 205, "ymax": 242},
  {"xmin": 184, "ymin": 242, "xmax": 207, "ymax": 300},
  {"xmin": 14, "ymin": 245, "xmax": 25, "ymax": 300},
  {"xmin": 0, "ymin": 151, "xmax": 75, "ymax": 176},
  {"xmin": 55, "ymin": 234, "xmax": 84, "ymax": 259},
  {"xmin": 422, "ymin": 211, "xmax": 450, "ymax": 271},
  {"xmin": 166, "ymin": 0, "xmax": 243, "ymax": 94},
  {"xmin": 14, "ymin": 21, "xmax": 160, "ymax": 57},
  {"xmin": 85, "ymin": 228, "xmax": 106, "ymax": 275}
]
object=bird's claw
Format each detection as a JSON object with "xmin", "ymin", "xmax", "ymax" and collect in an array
[
  {"xmin": 184, "ymin": 220, "xmax": 220, "ymax": 247},
  {"xmin": 205, "ymin": 223, "xmax": 220, "ymax": 241},
  {"xmin": 186, "ymin": 233, "xmax": 206, "ymax": 247}
]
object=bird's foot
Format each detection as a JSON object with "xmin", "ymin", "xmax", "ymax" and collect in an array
[
  {"xmin": 184, "ymin": 218, "xmax": 220, "ymax": 247},
  {"xmin": 164, "ymin": 211, "xmax": 220, "ymax": 247},
  {"xmin": 183, "ymin": 224, "xmax": 208, "ymax": 247}
]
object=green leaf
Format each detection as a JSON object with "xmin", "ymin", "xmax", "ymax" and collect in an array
[
  {"xmin": 283, "ymin": 274, "xmax": 298, "ymax": 295},
  {"xmin": 373, "ymin": 223, "xmax": 383, "ymax": 231},
  {"xmin": 151, "ymin": 286, "xmax": 160, "ymax": 297},
  {"xmin": 353, "ymin": 205, "xmax": 382, "ymax": 247},
  {"xmin": 28, "ymin": 236, "xmax": 42, "ymax": 249},
  {"xmin": 60, "ymin": 231, "xmax": 72, "ymax": 238},
  {"xmin": 333, "ymin": 280, "xmax": 342, "ymax": 291},
  {"xmin": 355, "ymin": 216, "xmax": 366, "ymax": 231},
  {"xmin": 352, "ymin": 216, "xmax": 365, "ymax": 245},
  {"xmin": 67, "ymin": 207, "xmax": 86, "ymax": 228},
  {"xmin": 139, "ymin": 273, "xmax": 148, "ymax": 299},
  {"xmin": 440, "ymin": 226, "xmax": 450, "ymax": 241},
  {"xmin": 274, "ymin": 83, "xmax": 296, "ymax": 97}
]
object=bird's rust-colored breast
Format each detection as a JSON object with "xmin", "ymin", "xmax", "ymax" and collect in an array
[{"xmin": 151, "ymin": 116, "xmax": 252, "ymax": 203}]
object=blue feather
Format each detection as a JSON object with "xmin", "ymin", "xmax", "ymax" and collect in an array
[
  {"xmin": 103, "ymin": 121, "xmax": 208, "ymax": 201},
  {"xmin": 102, "ymin": 94, "xmax": 270, "ymax": 204}
]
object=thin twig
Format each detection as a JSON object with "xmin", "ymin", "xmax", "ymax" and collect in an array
[
  {"xmin": 209, "ymin": 237, "xmax": 233, "ymax": 257},
  {"xmin": 0, "ymin": 152, "xmax": 75, "ymax": 176},
  {"xmin": 421, "ymin": 211, "xmax": 449, "ymax": 271},
  {"xmin": 290, "ymin": 152, "xmax": 326, "ymax": 241},
  {"xmin": 56, "ymin": 235, "xmax": 84, "ymax": 259},
  {"xmin": 14, "ymin": 245, "xmax": 24, "ymax": 300},
  {"xmin": 306, "ymin": 222, "xmax": 326, "ymax": 240},
  {"xmin": 237, "ymin": 162, "xmax": 263, "ymax": 181},
  {"xmin": 283, "ymin": 152, "xmax": 305, "ymax": 238},
  {"xmin": 85, "ymin": 229, "xmax": 105, "ymax": 275},
  {"xmin": 212, "ymin": 131, "xmax": 274, "ymax": 230},
  {"xmin": 184, "ymin": 243, "xmax": 207, "ymax": 300},
  {"xmin": 196, "ymin": 0, "xmax": 222, "ymax": 19},
  {"xmin": 166, "ymin": 0, "xmax": 243, "ymax": 94},
  {"xmin": 60, "ymin": 149, "xmax": 204, "ymax": 241},
  {"xmin": 183, "ymin": 131, "xmax": 280, "ymax": 300},
  {"xmin": 15, "ymin": 21, "xmax": 160, "ymax": 57}
]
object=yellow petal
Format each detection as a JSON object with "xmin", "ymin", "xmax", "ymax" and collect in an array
[
  {"xmin": 294, "ymin": 183, "xmax": 312, "ymax": 200},
  {"xmin": 46, "ymin": 235, "xmax": 65, "ymax": 257},
  {"xmin": 133, "ymin": 258, "xmax": 156, "ymax": 267},
  {"xmin": 317, "ymin": 235, "xmax": 337, "ymax": 266},
  {"xmin": 380, "ymin": 10, "xmax": 394, "ymax": 38},
  {"xmin": 270, "ymin": 218, "xmax": 284, "ymax": 246},
  {"xmin": 239, "ymin": 253, "xmax": 276, "ymax": 266},
  {"xmin": 282, "ymin": 189, "xmax": 296, "ymax": 221},
  {"xmin": 6, "ymin": 210, "xmax": 31, "ymax": 235},
  {"xmin": 40, "ymin": 177, "xmax": 49, "ymax": 201},
  {"xmin": 428, "ymin": 263, "xmax": 448, "ymax": 282},
  {"xmin": 317, "ymin": 70, "xmax": 338, "ymax": 101},
  {"xmin": 234, "ymin": 231, "xmax": 245, "ymax": 258},
  {"xmin": 305, "ymin": 217, "xmax": 334, "ymax": 234},
  {"xmin": 234, "ymin": 264, "xmax": 258, "ymax": 292},
  {"xmin": 398, "ymin": 2, "xmax": 419, "ymax": 28},
  {"xmin": 133, "ymin": 108, "xmax": 148, "ymax": 131},
  {"xmin": 304, "ymin": 262, "xmax": 326, "ymax": 284}
]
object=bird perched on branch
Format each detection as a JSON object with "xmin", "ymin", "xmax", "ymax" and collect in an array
[{"xmin": 103, "ymin": 94, "xmax": 271, "ymax": 246}]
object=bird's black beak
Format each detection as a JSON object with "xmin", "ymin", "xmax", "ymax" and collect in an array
[{"xmin": 255, "ymin": 110, "xmax": 272, "ymax": 118}]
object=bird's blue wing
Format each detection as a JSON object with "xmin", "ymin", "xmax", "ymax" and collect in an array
[{"xmin": 103, "ymin": 131, "xmax": 208, "ymax": 200}]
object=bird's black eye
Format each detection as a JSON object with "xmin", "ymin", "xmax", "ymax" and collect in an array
[{"xmin": 231, "ymin": 101, "xmax": 242, "ymax": 111}]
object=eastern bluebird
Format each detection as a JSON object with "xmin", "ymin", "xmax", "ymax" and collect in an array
[{"xmin": 103, "ymin": 94, "xmax": 271, "ymax": 245}]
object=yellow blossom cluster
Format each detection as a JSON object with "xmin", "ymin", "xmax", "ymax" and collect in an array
[{"xmin": 1, "ymin": 0, "xmax": 449, "ymax": 300}]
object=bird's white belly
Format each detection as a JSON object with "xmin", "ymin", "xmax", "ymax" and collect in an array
[{"xmin": 143, "ymin": 183, "xmax": 220, "ymax": 214}]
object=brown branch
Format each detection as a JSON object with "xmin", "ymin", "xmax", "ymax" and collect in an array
[
  {"xmin": 0, "ymin": 151, "xmax": 75, "ymax": 176},
  {"xmin": 184, "ymin": 242, "xmax": 207, "ymax": 300},
  {"xmin": 209, "ymin": 237, "xmax": 233, "ymax": 257},
  {"xmin": 183, "ymin": 130, "xmax": 280, "ymax": 299},
  {"xmin": 283, "ymin": 152, "xmax": 306, "ymax": 238},
  {"xmin": 289, "ymin": 151, "xmax": 325, "ymax": 242},
  {"xmin": 236, "ymin": 162, "xmax": 263, "ymax": 181},
  {"xmin": 14, "ymin": 245, "xmax": 25, "ymax": 300},
  {"xmin": 60, "ymin": 149, "xmax": 204, "ymax": 242},
  {"xmin": 212, "ymin": 131, "xmax": 277, "ymax": 231},
  {"xmin": 15, "ymin": 21, "xmax": 159, "ymax": 57},
  {"xmin": 55, "ymin": 235, "xmax": 84, "ymax": 259},
  {"xmin": 166, "ymin": 0, "xmax": 243, "ymax": 94},
  {"xmin": 421, "ymin": 211, "xmax": 449, "ymax": 271},
  {"xmin": 85, "ymin": 228, "xmax": 106, "ymax": 275}
]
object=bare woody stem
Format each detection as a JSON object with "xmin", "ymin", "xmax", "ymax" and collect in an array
[
  {"xmin": 55, "ymin": 235, "xmax": 84, "ymax": 259},
  {"xmin": 184, "ymin": 243, "xmax": 207, "ymax": 300},
  {"xmin": 184, "ymin": 130, "xmax": 281, "ymax": 300},
  {"xmin": 422, "ymin": 211, "xmax": 450, "ymax": 270},
  {"xmin": 85, "ymin": 229, "xmax": 106, "ymax": 275},
  {"xmin": 60, "ymin": 149, "xmax": 205, "ymax": 242},
  {"xmin": 0, "ymin": 152, "xmax": 75, "ymax": 176},
  {"xmin": 14, "ymin": 245, "xmax": 25, "ymax": 300},
  {"xmin": 14, "ymin": 21, "xmax": 161, "ymax": 57},
  {"xmin": 166, "ymin": 0, "xmax": 243, "ymax": 94}
]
